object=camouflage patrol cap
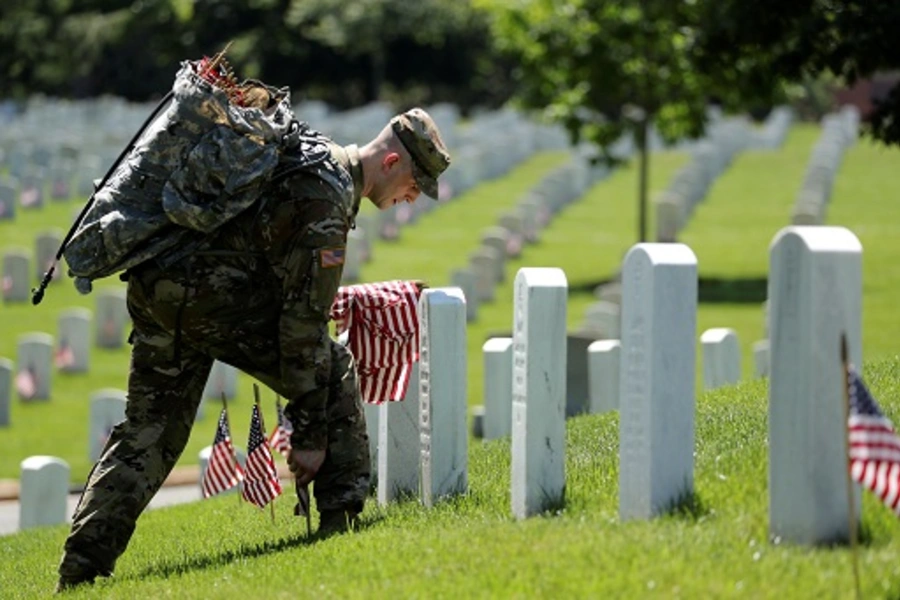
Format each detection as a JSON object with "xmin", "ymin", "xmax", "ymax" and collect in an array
[{"xmin": 390, "ymin": 108, "xmax": 451, "ymax": 200}]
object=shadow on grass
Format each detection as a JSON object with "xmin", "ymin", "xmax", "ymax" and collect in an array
[
  {"xmin": 570, "ymin": 276, "xmax": 768, "ymax": 304},
  {"xmin": 133, "ymin": 514, "xmax": 387, "ymax": 581},
  {"xmin": 664, "ymin": 489, "xmax": 711, "ymax": 521}
]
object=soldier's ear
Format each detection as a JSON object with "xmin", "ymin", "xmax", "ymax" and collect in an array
[{"xmin": 382, "ymin": 152, "xmax": 401, "ymax": 172}]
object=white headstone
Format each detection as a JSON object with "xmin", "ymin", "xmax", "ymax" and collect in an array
[
  {"xmin": 377, "ymin": 362, "xmax": 420, "ymax": 505},
  {"xmin": 768, "ymin": 226, "xmax": 862, "ymax": 545},
  {"xmin": 700, "ymin": 328, "xmax": 741, "ymax": 390},
  {"xmin": 16, "ymin": 332, "xmax": 53, "ymax": 401},
  {"xmin": 342, "ymin": 229, "xmax": 364, "ymax": 284},
  {"xmin": 619, "ymin": 243, "xmax": 697, "ymax": 521},
  {"xmin": 419, "ymin": 287, "xmax": 468, "ymax": 507},
  {"xmin": 482, "ymin": 337, "xmax": 513, "ymax": 440},
  {"xmin": 364, "ymin": 401, "xmax": 380, "ymax": 481},
  {"xmin": 34, "ymin": 229, "xmax": 63, "ymax": 283},
  {"xmin": 202, "ymin": 360, "xmax": 238, "ymax": 400},
  {"xmin": 655, "ymin": 196, "xmax": 682, "ymax": 243},
  {"xmin": 89, "ymin": 389, "xmax": 127, "ymax": 461},
  {"xmin": 587, "ymin": 340, "xmax": 620, "ymax": 414},
  {"xmin": 582, "ymin": 301, "xmax": 620, "ymax": 339},
  {"xmin": 450, "ymin": 268, "xmax": 478, "ymax": 322},
  {"xmin": 2, "ymin": 250, "xmax": 30, "ymax": 303},
  {"xmin": 0, "ymin": 358, "xmax": 10, "ymax": 426},
  {"xmin": 56, "ymin": 308, "xmax": 92, "ymax": 373},
  {"xmin": 0, "ymin": 181, "xmax": 15, "ymax": 220},
  {"xmin": 95, "ymin": 288, "xmax": 128, "ymax": 349},
  {"xmin": 482, "ymin": 226, "xmax": 511, "ymax": 265},
  {"xmin": 753, "ymin": 339, "xmax": 770, "ymax": 378},
  {"xmin": 470, "ymin": 247, "xmax": 501, "ymax": 303},
  {"xmin": 19, "ymin": 456, "xmax": 70, "ymax": 530},
  {"xmin": 511, "ymin": 268, "xmax": 568, "ymax": 519}
]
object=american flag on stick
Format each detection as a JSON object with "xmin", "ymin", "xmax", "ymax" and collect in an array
[
  {"xmin": 201, "ymin": 408, "xmax": 244, "ymax": 499},
  {"xmin": 55, "ymin": 339, "xmax": 75, "ymax": 370},
  {"xmin": 847, "ymin": 365, "xmax": 900, "ymax": 516},
  {"xmin": 268, "ymin": 396, "xmax": 292, "ymax": 459},
  {"xmin": 242, "ymin": 400, "xmax": 282, "ymax": 509}
]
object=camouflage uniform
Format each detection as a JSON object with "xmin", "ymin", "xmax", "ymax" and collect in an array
[{"xmin": 58, "ymin": 142, "xmax": 369, "ymax": 583}]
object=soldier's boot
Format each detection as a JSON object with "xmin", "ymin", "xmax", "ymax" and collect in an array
[
  {"xmin": 317, "ymin": 509, "xmax": 359, "ymax": 538},
  {"xmin": 56, "ymin": 554, "xmax": 107, "ymax": 593}
]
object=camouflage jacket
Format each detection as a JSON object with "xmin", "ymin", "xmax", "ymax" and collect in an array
[{"xmin": 193, "ymin": 142, "xmax": 363, "ymax": 449}]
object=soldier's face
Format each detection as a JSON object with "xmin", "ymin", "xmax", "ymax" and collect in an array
[{"xmin": 372, "ymin": 154, "xmax": 420, "ymax": 210}]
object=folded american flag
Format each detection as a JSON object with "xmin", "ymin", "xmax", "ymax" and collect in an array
[
  {"xmin": 330, "ymin": 280, "xmax": 422, "ymax": 404},
  {"xmin": 848, "ymin": 366, "xmax": 900, "ymax": 516},
  {"xmin": 201, "ymin": 409, "xmax": 243, "ymax": 498},
  {"xmin": 242, "ymin": 403, "xmax": 282, "ymax": 508}
]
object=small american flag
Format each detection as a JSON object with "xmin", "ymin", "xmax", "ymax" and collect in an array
[
  {"xmin": 320, "ymin": 247, "xmax": 345, "ymax": 268},
  {"xmin": 848, "ymin": 367, "xmax": 900, "ymax": 516},
  {"xmin": 268, "ymin": 396, "xmax": 293, "ymax": 459},
  {"xmin": 242, "ymin": 403, "xmax": 282, "ymax": 508},
  {"xmin": 2, "ymin": 275, "xmax": 12, "ymax": 295},
  {"xmin": 55, "ymin": 339, "xmax": 76, "ymax": 370},
  {"xmin": 330, "ymin": 280, "xmax": 422, "ymax": 404},
  {"xmin": 201, "ymin": 409, "xmax": 244, "ymax": 499},
  {"xmin": 15, "ymin": 366, "xmax": 37, "ymax": 400}
]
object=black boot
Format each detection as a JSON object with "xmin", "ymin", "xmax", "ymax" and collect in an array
[{"xmin": 317, "ymin": 509, "xmax": 359, "ymax": 538}]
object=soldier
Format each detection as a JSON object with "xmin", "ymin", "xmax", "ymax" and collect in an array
[{"xmin": 56, "ymin": 108, "xmax": 451, "ymax": 591}]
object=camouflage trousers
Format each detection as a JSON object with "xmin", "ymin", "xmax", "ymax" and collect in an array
[{"xmin": 59, "ymin": 263, "xmax": 370, "ymax": 581}]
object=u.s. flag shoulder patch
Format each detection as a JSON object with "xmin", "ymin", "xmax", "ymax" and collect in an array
[{"xmin": 320, "ymin": 247, "xmax": 346, "ymax": 268}]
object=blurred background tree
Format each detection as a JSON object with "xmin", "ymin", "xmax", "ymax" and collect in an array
[{"xmin": 0, "ymin": 0, "xmax": 513, "ymax": 111}]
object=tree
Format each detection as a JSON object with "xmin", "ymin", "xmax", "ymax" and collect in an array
[
  {"xmin": 476, "ymin": 0, "xmax": 718, "ymax": 243},
  {"xmin": 692, "ymin": 0, "xmax": 900, "ymax": 146}
]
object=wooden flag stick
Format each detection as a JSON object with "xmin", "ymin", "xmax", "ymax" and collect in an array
[
  {"xmin": 840, "ymin": 333, "xmax": 862, "ymax": 600},
  {"xmin": 253, "ymin": 384, "xmax": 276, "ymax": 524},
  {"xmin": 221, "ymin": 392, "xmax": 243, "ymax": 505}
]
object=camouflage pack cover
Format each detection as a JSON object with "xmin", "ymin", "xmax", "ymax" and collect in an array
[{"xmin": 63, "ymin": 58, "xmax": 340, "ymax": 294}]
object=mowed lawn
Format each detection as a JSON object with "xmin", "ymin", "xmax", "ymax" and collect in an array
[{"xmin": 3, "ymin": 360, "xmax": 900, "ymax": 598}]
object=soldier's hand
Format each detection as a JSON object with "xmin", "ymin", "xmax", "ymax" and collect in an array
[{"xmin": 287, "ymin": 448, "xmax": 326, "ymax": 486}]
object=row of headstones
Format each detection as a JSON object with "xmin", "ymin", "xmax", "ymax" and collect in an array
[
  {"xmin": 449, "ymin": 153, "xmax": 610, "ymax": 323},
  {"xmin": 14, "ymin": 359, "xmax": 242, "ymax": 530},
  {"xmin": 473, "ymin": 325, "xmax": 760, "ymax": 441},
  {"xmin": 654, "ymin": 114, "xmax": 768, "ymax": 244},
  {"xmin": 0, "ymin": 168, "xmax": 98, "ymax": 218},
  {"xmin": 790, "ymin": 106, "xmax": 860, "ymax": 226},
  {"xmin": 358, "ymin": 224, "xmax": 863, "ymax": 543},
  {"xmin": 746, "ymin": 106, "xmax": 795, "ymax": 150},
  {"xmin": 17, "ymin": 224, "xmax": 861, "ymax": 541},
  {"xmin": 373, "ymin": 113, "xmax": 572, "ymax": 243}
]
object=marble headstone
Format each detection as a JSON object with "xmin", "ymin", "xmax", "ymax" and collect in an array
[
  {"xmin": 89, "ymin": 389, "xmax": 127, "ymax": 461},
  {"xmin": 377, "ymin": 362, "xmax": 421, "ymax": 505},
  {"xmin": 95, "ymin": 288, "xmax": 128, "ymax": 349},
  {"xmin": 587, "ymin": 340, "xmax": 620, "ymax": 414},
  {"xmin": 56, "ymin": 308, "xmax": 92, "ymax": 373},
  {"xmin": 768, "ymin": 226, "xmax": 862, "ymax": 545},
  {"xmin": 19, "ymin": 456, "xmax": 70, "ymax": 530},
  {"xmin": 419, "ymin": 288, "xmax": 468, "ymax": 507},
  {"xmin": 511, "ymin": 268, "xmax": 568, "ymax": 520},
  {"xmin": 482, "ymin": 337, "xmax": 513, "ymax": 440},
  {"xmin": 700, "ymin": 328, "xmax": 741, "ymax": 390},
  {"xmin": 16, "ymin": 333, "xmax": 53, "ymax": 401},
  {"xmin": 619, "ymin": 243, "xmax": 697, "ymax": 521},
  {"xmin": 2, "ymin": 250, "xmax": 30, "ymax": 303}
]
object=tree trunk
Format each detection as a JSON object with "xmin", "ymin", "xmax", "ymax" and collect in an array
[{"xmin": 636, "ymin": 117, "xmax": 650, "ymax": 243}]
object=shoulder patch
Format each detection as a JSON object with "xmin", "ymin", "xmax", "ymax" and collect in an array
[{"xmin": 320, "ymin": 247, "xmax": 346, "ymax": 268}]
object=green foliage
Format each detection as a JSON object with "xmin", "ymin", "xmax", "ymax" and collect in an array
[
  {"xmin": 0, "ymin": 0, "xmax": 510, "ymax": 111},
  {"xmin": 693, "ymin": 0, "xmax": 900, "ymax": 145}
]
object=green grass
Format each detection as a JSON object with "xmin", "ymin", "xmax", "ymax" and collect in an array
[{"xmin": 4, "ymin": 358, "xmax": 900, "ymax": 598}]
